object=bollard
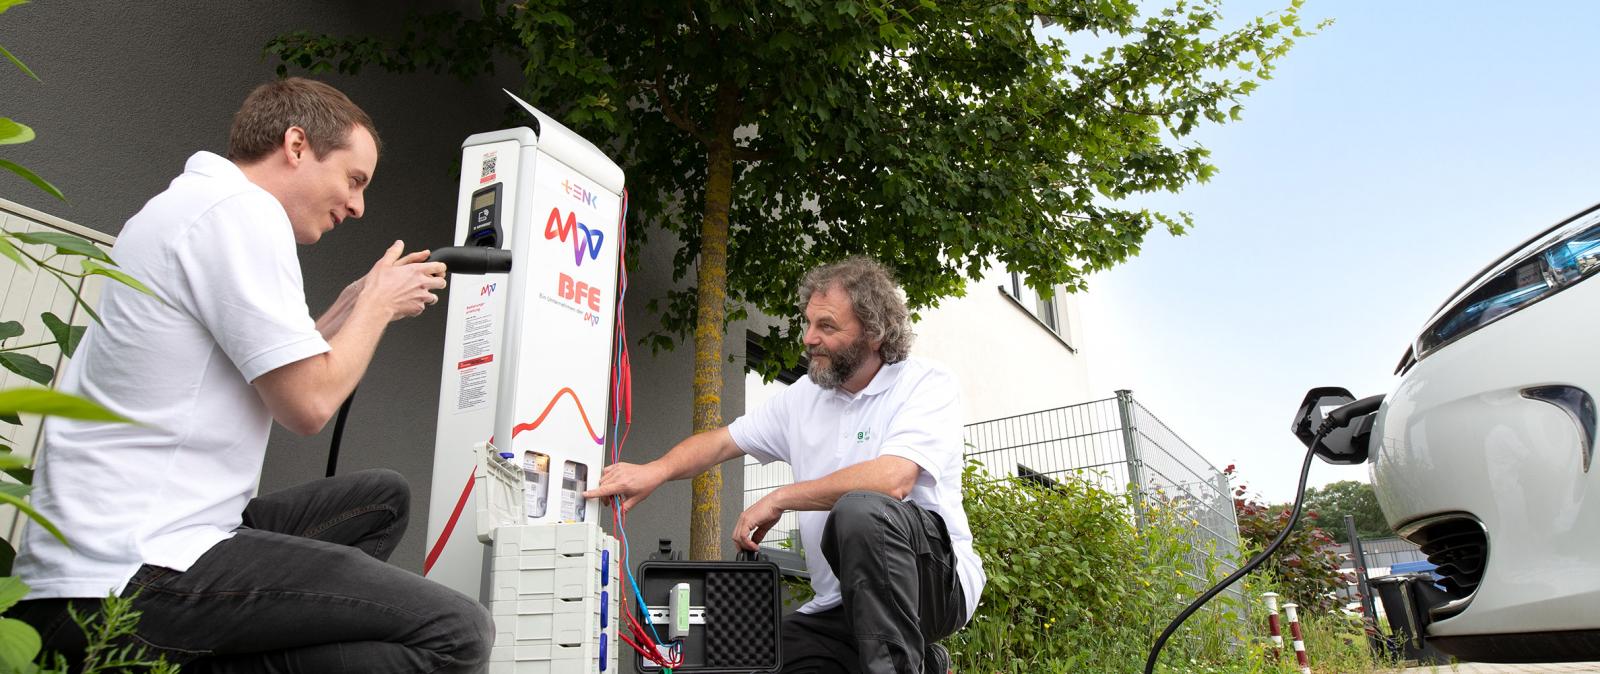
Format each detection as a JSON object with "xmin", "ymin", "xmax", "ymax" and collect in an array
[
  {"xmin": 1284, "ymin": 602, "xmax": 1311, "ymax": 674},
  {"xmin": 1262, "ymin": 592, "xmax": 1283, "ymax": 661}
]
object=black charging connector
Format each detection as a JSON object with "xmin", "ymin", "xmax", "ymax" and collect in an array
[
  {"xmin": 1320, "ymin": 394, "xmax": 1385, "ymax": 435},
  {"xmin": 430, "ymin": 246, "xmax": 514, "ymax": 276},
  {"xmin": 323, "ymin": 244, "xmax": 514, "ymax": 477}
]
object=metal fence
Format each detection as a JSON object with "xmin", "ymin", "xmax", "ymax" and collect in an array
[
  {"xmin": 743, "ymin": 389, "xmax": 1243, "ymax": 591},
  {"xmin": 962, "ymin": 390, "xmax": 1243, "ymax": 591}
]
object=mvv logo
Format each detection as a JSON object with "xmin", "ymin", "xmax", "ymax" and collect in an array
[{"xmin": 544, "ymin": 207, "xmax": 604, "ymax": 266}]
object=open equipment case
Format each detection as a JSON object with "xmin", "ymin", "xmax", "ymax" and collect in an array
[{"xmin": 633, "ymin": 540, "xmax": 784, "ymax": 672}]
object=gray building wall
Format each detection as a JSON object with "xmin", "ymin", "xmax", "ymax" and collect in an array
[{"xmin": 4, "ymin": 0, "xmax": 746, "ymax": 595}]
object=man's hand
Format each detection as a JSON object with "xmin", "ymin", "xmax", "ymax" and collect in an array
[
  {"xmin": 361, "ymin": 240, "xmax": 447, "ymax": 321},
  {"xmin": 732, "ymin": 493, "xmax": 785, "ymax": 552},
  {"xmin": 584, "ymin": 461, "xmax": 670, "ymax": 512},
  {"xmin": 338, "ymin": 248, "xmax": 430, "ymax": 299}
]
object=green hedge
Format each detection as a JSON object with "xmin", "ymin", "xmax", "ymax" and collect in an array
[{"xmin": 948, "ymin": 463, "xmax": 1247, "ymax": 672}]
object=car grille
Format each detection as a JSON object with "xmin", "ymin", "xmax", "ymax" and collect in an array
[{"xmin": 1401, "ymin": 516, "xmax": 1488, "ymax": 615}]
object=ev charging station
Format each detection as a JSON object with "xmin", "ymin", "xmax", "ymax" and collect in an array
[{"xmin": 423, "ymin": 92, "xmax": 625, "ymax": 673}]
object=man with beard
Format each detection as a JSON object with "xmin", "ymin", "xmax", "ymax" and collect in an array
[{"xmin": 586, "ymin": 257, "xmax": 984, "ymax": 674}]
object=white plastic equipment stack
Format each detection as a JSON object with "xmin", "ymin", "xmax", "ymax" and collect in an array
[
  {"xmin": 477, "ymin": 444, "xmax": 620, "ymax": 673},
  {"xmin": 422, "ymin": 92, "xmax": 626, "ymax": 674}
]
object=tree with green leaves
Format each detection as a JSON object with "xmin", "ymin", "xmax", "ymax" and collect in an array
[
  {"xmin": 269, "ymin": 0, "xmax": 1320, "ymax": 560},
  {"xmin": 1303, "ymin": 479, "xmax": 1389, "ymax": 544}
]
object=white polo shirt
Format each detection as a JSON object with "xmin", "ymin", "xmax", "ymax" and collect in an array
[
  {"xmin": 16, "ymin": 151, "xmax": 330, "ymax": 599},
  {"xmin": 729, "ymin": 356, "xmax": 985, "ymax": 621}
]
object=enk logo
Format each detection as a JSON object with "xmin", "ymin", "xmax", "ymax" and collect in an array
[
  {"xmin": 544, "ymin": 207, "xmax": 604, "ymax": 266},
  {"xmin": 561, "ymin": 180, "xmax": 600, "ymax": 209}
]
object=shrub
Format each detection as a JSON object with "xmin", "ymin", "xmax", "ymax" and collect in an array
[
  {"xmin": 948, "ymin": 463, "xmax": 1247, "ymax": 672},
  {"xmin": 1230, "ymin": 471, "xmax": 1348, "ymax": 616}
]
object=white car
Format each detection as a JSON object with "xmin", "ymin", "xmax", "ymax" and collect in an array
[{"xmin": 1301, "ymin": 202, "xmax": 1600, "ymax": 662}]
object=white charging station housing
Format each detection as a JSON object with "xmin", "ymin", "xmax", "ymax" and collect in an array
[{"xmin": 422, "ymin": 93, "xmax": 626, "ymax": 673}]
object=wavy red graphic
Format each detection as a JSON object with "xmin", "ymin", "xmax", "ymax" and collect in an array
[
  {"xmin": 424, "ymin": 386, "xmax": 604, "ymax": 576},
  {"xmin": 512, "ymin": 386, "xmax": 605, "ymax": 445}
]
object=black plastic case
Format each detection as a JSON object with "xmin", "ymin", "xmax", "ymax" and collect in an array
[{"xmin": 633, "ymin": 542, "xmax": 783, "ymax": 672}]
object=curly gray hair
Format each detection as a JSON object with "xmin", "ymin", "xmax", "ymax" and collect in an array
[{"xmin": 797, "ymin": 256, "xmax": 914, "ymax": 364}]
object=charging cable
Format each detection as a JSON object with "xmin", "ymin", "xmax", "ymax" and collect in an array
[
  {"xmin": 1143, "ymin": 394, "xmax": 1383, "ymax": 673},
  {"xmin": 324, "ymin": 389, "xmax": 357, "ymax": 477}
]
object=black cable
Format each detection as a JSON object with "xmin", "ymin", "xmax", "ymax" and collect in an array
[
  {"xmin": 317, "ymin": 245, "xmax": 502, "ymax": 479},
  {"xmin": 325, "ymin": 390, "xmax": 356, "ymax": 478},
  {"xmin": 1142, "ymin": 422, "xmax": 1330, "ymax": 674}
]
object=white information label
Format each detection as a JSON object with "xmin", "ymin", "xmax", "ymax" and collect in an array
[{"xmin": 455, "ymin": 300, "xmax": 496, "ymax": 414}]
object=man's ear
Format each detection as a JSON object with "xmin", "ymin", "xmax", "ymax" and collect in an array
[{"xmin": 282, "ymin": 126, "xmax": 308, "ymax": 165}]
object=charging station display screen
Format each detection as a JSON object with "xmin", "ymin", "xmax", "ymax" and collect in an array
[{"xmin": 468, "ymin": 183, "xmax": 502, "ymax": 247}]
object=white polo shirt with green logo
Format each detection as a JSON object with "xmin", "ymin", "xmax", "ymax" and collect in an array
[{"xmin": 729, "ymin": 356, "xmax": 985, "ymax": 622}]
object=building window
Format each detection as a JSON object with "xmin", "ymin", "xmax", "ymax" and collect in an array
[
  {"xmin": 1017, "ymin": 463, "xmax": 1060, "ymax": 490},
  {"xmin": 1002, "ymin": 271, "xmax": 1067, "ymax": 338},
  {"xmin": 1034, "ymin": 290, "xmax": 1059, "ymax": 333},
  {"xmin": 744, "ymin": 331, "xmax": 807, "ymax": 385}
]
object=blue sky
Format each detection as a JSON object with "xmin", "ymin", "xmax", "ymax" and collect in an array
[{"xmin": 1079, "ymin": 1, "xmax": 1600, "ymax": 503}]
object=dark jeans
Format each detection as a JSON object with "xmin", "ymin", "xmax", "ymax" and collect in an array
[
  {"xmin": 781, "ymin": 491, "xmax": 966, "ymax": 674},
  {"xmin": 13, "ymin": 469, "xmax": 493, "ymax": 673}
]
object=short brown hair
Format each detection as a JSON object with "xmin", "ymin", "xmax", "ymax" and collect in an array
[{"xmin": 227, "ymin": 78, "xmax": 381, "ymax": 163}]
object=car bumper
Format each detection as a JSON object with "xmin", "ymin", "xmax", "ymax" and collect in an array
[{"xmin": 1372, "ymin": 274, "xmax": 1600, "ymax": 640}]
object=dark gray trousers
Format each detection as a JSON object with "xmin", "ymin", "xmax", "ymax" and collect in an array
[
  {"xmin": 15, "ymin": 469, "xmax": 493, "ymax": 673},
  {"xmin": 781, "ymin": 490, "xmax": 965, "ymax": 674}
]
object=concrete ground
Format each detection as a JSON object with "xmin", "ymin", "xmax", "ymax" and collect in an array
[{"xmin": 1400, "ymin": 663, "xmax": 1600, "ymax": 673}]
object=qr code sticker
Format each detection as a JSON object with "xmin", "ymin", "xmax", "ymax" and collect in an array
[{"xmin": 480, "ymin": 153, "xmax": 498, "ymax": 180}]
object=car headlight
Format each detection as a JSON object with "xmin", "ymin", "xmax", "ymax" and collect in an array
[{"xmin": 1417, "ymin": 205, "xmax": 1600, "ymax": 359}]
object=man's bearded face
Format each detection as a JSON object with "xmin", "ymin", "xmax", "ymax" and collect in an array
[{"xmin": 808, "ymin": 332, "xmax": 869, "ymax": 390}]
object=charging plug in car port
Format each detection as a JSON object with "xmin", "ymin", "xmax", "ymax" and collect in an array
[{"xmin": 1291, "ymin": 388, "xmax": 1384, "ymax": 465}]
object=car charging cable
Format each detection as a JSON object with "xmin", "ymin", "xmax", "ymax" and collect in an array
[
  {"xmin": 323, "ymin": 246, "xmax": 514, "ymax": 477},
  {"xmin": 1142, "ymin": 394, "xmax": 1385, "ymax": 674}
]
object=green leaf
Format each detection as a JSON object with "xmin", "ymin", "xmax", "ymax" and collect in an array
[
  {"xmin": 0, "ymin": 43, "xmax": 36, "ymax": 82},
  {"xmin": 78, "ymin": 259, "xmax": 156, "ymax": 298},
  {"xmin": 0, "ymin": 617, "xmax": 39, "ymax": 672},
  {"xmin": 0, "ymin": 237, "xmax": 22, "ymax": 268},
  {"xmin": 0, "ymin": 483, "xmax": 62, "ymax": 546},
  {"xmin": 0, "ymin": 322, "xmax": 20, "ymax": 341},
  {"xmin": 0, "ymin": 118, "xmax": 34, "ymax": 146},
  {"xmin": 38, "ymin": 312, "xmax": 82, "ymax": 357},
  {"xmin": 0, "ymin": 576, "xmax": 25, "ymax": 614},
  {"xmin": 0, "ymin": 387, "xmax": 126, "ymax": 423},
  {"xmin": 7, "ymin": 231, "xmax": 105, "ymax": 261},
  {"xmin": 0, "ymin": 354, "xmax": 51, "ymax": 386},
  {"xmin": 0, "ymin": 1, "xmax": 30, "ymax": 16},
  {"xmin": 2, "ymin": 466, "xmax": 30, "ymax": 486},
  {"xmin": 0, "ymin": 159, "xmax": 60, "ymax": 201}
]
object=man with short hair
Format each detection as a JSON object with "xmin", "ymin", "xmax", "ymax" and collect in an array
[
  {"xmin": 12, "ymin": 78, "xmax": 492, "ymax": 672},
  {"xmin": 588, "ymin": 256, "xmax": 984, "ymax": 674}
]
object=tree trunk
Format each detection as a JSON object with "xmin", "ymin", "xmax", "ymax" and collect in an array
[{"xmin": 689, "ymin": 84, "xmax": 739, "ymax": 561}]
